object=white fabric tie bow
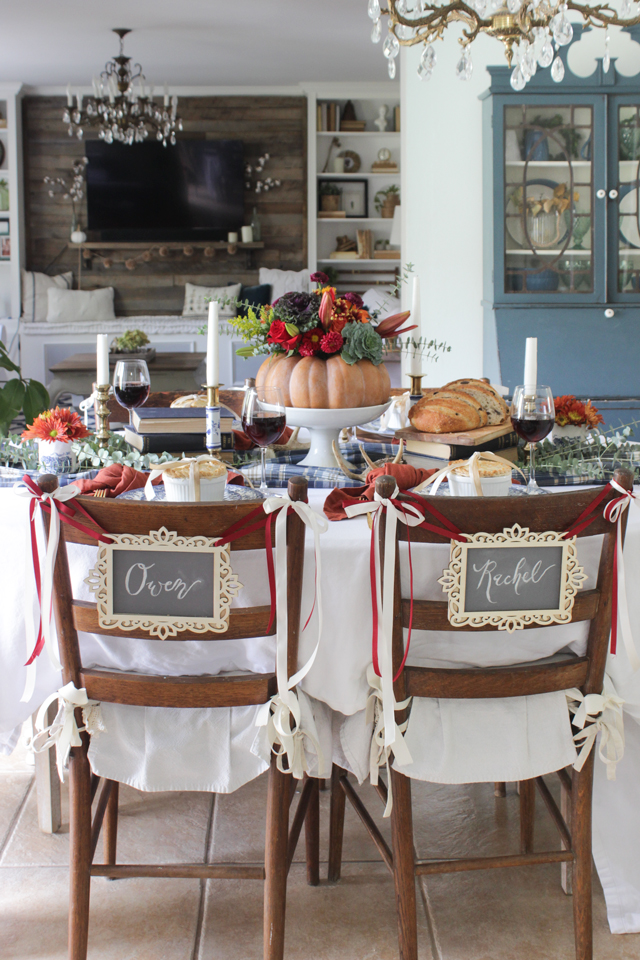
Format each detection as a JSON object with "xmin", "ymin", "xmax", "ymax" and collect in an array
[
  {"xmin": 252, "ymin": 495, "xmax": 329, "ymax": 779},
  {"xmin": 31, "ymin": 682, "xmax": 105, "ymax": 782},
  {"xmin": 566, "ymin": 677, "xmax": 625, "ymax": 780}
]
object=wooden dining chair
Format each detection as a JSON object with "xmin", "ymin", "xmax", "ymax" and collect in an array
[
  {"xmin": 38, "ymin": 473, "xmax": 320, "ymax": 960},
  {"xmin": 328, "ymin": 469, "xmax": 634, "ymax": 960}
]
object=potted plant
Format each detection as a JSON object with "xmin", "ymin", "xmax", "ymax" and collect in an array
[
  {"xmin": 22, "ymin": 406, "xmax": 91, "ymax": 475},
  {"xmin": 374, "ymin": 185, "xmax": 400, "ymax": 219},
  {"xmin": 111, "ymin": 329, "xmax": 156, "ymax": 360},
  {"xmin": 229, "ymin": 272, "xmax": 416, "ymax": 409},
  {"xmin": 0, "ymin": 339, "xmax": 50, "ymax": 438},
  {"xmin": 319, "ymin": 182, "xmax": 342, "ymax": 213},
  {"xmin": 551, "ymin": 395, "xmax": 604, "ymax": 443}
]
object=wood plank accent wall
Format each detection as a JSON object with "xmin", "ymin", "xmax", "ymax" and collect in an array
[{"xmin": 23, "ymin": 96, "xmax": 307, "ymax": 316}]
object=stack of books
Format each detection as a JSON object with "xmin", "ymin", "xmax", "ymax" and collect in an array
[
  {"xmin": 123, "ymin": 406, "xmax": 239, "ymax": 462},
  {"xmin": 393, "ymin": 423, "xmax": 520, "ymax": 470}
]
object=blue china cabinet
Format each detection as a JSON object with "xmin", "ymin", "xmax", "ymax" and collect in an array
[{"xmin": 481, "ymin": 27, "xmax": 640, "ymax": 402}]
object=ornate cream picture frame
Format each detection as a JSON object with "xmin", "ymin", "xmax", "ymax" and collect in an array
[
  {"xmin": 437, "ymin": 524, "xmax": 586, "ymax": 633},
  {"xmin": 85, "ymin": 526, "xmax": 242, "ymax": 640}
]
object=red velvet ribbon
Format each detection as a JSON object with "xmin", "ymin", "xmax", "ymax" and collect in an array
[
  {"xmin": 21, "ymin": 476, "xmax": 113, "ymax": 667},
  {"xmin": 368, "ymin": 494, "xmax": 466, "ymax": 681}
]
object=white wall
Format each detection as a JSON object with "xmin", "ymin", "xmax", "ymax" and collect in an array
[{"xmin": 400, "ymin": 28, "xmax": 639, "ymax": 387}]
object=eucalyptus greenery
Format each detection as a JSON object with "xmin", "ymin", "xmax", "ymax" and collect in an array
[
  {"xmin": 517, "ymin": 423, "xmax": 640, "ymax": 482},
  {"xmin": 72, "ymin": 432, "xmax": 175, "ymax": 471}
]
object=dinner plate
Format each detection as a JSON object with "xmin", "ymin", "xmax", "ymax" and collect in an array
[
  {"xmin": 618, "ymin": 180, "xmax": 640, "ymax": 249},
  {"xmin": 117, "ymin": 483, "xmax": 262, "ymax": 502}
]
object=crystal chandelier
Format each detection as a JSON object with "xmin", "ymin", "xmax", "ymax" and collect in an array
[
  {"xmin": 367, "ymin": 0, "xmax": 640, "ymax": 89},
  {"xmin": 62, "ymin": 28, "xmax": 183, "ymax": 146}
]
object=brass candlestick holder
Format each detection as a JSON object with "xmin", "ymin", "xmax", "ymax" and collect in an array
[
  {"xmin": 94, "ymin": 384, "xmax": 111, "ymax": 448},
  {"xmin": 406, "ymin": 372, "xmax": 424, "ymax": 402}
]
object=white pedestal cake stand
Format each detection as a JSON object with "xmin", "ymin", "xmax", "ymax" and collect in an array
[{"xmin": 285, "ymin": 401, "xmax": 393, "ymax": 468}]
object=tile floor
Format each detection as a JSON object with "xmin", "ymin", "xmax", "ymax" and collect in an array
[{"xmin": 2, "ymin": 729, "xmax": 639, "ymax": 960}]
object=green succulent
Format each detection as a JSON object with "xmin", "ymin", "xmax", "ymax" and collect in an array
[
  {"xmin": 113, "ymin": 329, "xmax": 150, "ymax": 352},
  {"xmin": 341, "ymin": 321, "xmax": 383, "ymax": 366}
]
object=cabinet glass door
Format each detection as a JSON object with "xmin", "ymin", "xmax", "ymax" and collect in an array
[
  {"xmin": 503, "ymin": 103, "xmax": 595, "ymax": 297},
  {"xmin": 616, "ymin": 103, "xmax": 640, "ymax": 296}
]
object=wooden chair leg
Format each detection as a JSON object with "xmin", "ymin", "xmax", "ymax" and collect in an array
[
  {"xmin": 327, "ymin": 764, "xmax": 346, "ymax": 883},
  {"xmin": 519, "ymin": 779, "xmax": 536, "ymax": 854},
  {"xmin": 390, "ymin": 767, "xmax": 418, "ymax": 960},
  {"xmin": 561, "ymin": 777, "xmax": 573, "ymax": 895},
  {"xmin": 264, "ymin": 755, "xmax": 290, "ymax": 960},
  {"xmin": 494, "ymin": 781, "xmax": 507, "ymax": 798},
  {"xmin": 68, "ymin": 742, "xmax": 92, "ymax": 960},
  {"xmin": 304, "ymin": 776, "xmax": 320, "ymax": 886},
  {"xmin": 572, "ymin": 758, "xmax": 594, "ymax": 960},
  {"xmin": 103, "ymin": 780, "xmax": 119, "ymax": 866}
]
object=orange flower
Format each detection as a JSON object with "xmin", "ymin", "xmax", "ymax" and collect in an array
[
  {"xmin": 553, "ymin": 395, "xmax": 604, "ymax": 429},
  {"xmin": 22, "ymin": 407, "xmax": 91, "ymax": 443}
]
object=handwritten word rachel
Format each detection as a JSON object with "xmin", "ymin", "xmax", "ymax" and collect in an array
[
  {"xmin": 124, "ymin": 562, "xmax": 203, "ymax": 600},
  {"xmin": 472, "ymin": 556, "xmax": 556, "ymax": 604}
]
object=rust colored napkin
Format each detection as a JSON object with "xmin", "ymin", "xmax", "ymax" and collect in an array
[
  {"xmin": 72, "ymin": 463, "xmax": 245, "ymax": 498},
  {"xmin": 323, "ymin": 463, "xmax": 436, "ymax": 521}
]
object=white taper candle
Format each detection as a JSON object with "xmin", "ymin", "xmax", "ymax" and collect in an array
[
  {"xmin": 206, "ymin": 300, "xmax": 219, "ymax": 387},
  {"xmin": 96, "ymin": 334, "xmax": 109, "ymax": 386},
  {"xmin": 524, "ymin": 337, "xmax": 537, "ymax": 393},
  {"xmin": 409, "ymin": 275, "xmax": 422, "ymax": 376}
]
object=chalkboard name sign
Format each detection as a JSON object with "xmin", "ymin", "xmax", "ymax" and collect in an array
[
  {"xmin": 438, "ymin": 524, "xmax": 586, "ymax": 632},
  {"xmin": 86, "ymin": 527, "xmax": 243, "ymax": 639}
]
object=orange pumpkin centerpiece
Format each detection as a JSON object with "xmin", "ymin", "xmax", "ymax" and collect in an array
[{"xmin": 233, "ymin": 275, "xmax": 415, "ymax": 410}]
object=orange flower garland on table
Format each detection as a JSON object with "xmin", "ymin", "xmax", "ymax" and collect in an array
[
  {"xmin": 554, "ymin": 396, "xmax": 605, "ymax": 429},
  {"xmin": 22, "ymin": 407, "xmax": 91, "ymax": 443}
]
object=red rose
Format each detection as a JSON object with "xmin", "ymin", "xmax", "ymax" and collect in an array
[
  {"xmin": 267, "ymin": 320, "xmax": 299, "ymax": 352},
  {"xmin": 299, "ymin": 327, "xmax": 324, "ymax": 357},
  {"xmin": 320, "ymin": 330, "xmax": 343, "ymax": 354}
]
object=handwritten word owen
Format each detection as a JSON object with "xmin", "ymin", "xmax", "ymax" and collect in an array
[
  {"xmin": 472, "ymin": 556, "xmax": 556, "ymax": 604},
  {"xmin": 124, "ymin": 562, "xmax": 203, "ymax": 600}
]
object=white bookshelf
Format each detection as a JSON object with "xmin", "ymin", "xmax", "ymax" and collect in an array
[
  {"xmin": 301, "ymin": 83, "xmax": 402, "ymax": 294},
  {"xmin": 0, "ymin": 83, "xmax": 25, "ymax": 362}
]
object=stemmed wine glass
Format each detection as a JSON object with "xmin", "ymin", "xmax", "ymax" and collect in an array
[
  {"xmin": 113, "ymin": 359, "xmax": 151, "ymax": 427},
  {"xmin": 241, "ymin": 385, "xmax": 287, "ymax": 496},
  {"xmin": 510, "ymin": 385, "xmax": 555, "ymax": 495}
]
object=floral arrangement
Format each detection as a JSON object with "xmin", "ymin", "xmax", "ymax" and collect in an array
[
  {"xmin": 22, "ymin": 407, "xmax": 91, "ymax": 444},
  {"xmin": 554, "ymin": 395, "xmax": 604, "ymax": 429},
  {"xmin": 231, "ymin": 271, "xmax": 415, "ymax": 365}
]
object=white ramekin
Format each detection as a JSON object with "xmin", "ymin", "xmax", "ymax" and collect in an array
[
  {"xmin": 163, "ymin": 473, "xmax": 226, "ymax": 502},
  {"xmin": 448, "ymin": 471, "xmax": 512, "ymax": 498}
]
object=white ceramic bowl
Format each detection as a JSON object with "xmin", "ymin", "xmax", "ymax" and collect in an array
[
  {"xmin": 448, "ymin": 471, "xmax": 512, "ymax": 498},
  {"xmin": 163, "ymin": 473, "xmax": 226, "ymax": 502}
]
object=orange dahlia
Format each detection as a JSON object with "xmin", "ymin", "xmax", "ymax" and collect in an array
[{"xmin": 22, "ymin": 407, "xmax": 91, "ymax": 443}]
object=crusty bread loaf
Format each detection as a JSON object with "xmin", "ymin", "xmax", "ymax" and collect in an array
[
  {"xmin": 409, "ymin": 397, "xmax": 482, "ymax": 434},
  {"xmin": 443, "ymin": 379, "xmax": 508, "ymax": 425},
  {"xmin": 431, "ymin": 390, "xmax": 488, "ymax": 426}
]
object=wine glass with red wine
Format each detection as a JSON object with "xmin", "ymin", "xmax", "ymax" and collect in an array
[
  {"xmin": 241, "ymin": 385, "xmax": 287, "ymax": 495},
  {"xmin": 510, "ymin": 385, "xmax": 555, "ymax": 495},
  {"xmin": 113, "ymin": 359, "xmax": 151, "ymax": 427}
]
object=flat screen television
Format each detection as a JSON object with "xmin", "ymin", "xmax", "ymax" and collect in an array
[{"xmin": 85, "ymin": 140, "xmax": 244, "ymax": 242}]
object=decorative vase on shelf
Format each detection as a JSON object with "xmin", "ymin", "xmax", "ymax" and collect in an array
[
  {"xmin": 38, "ymin": 439, "xmax": 76, "ymax": 475},
  {"xmin": 250, "ymin": 207, "xmax": 262, "ymax": 242}
]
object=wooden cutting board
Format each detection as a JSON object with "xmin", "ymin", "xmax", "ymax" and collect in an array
[{"xmin": 395, "ymin": 421, "xmax": 513, "ymax": 446}]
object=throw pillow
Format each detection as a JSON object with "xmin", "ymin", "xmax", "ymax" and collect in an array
[
  {"xmin": 240, "ymin": 283, "xmax": 272, "ymax": 309},
  {"xmin": 182, "ymin": 282, "xmax": 242, "ymax": 318},
  {"xmin": 258, "ymin": 268, "xmax": 310, "ymax": 302},
  {"xmin": 21, "ymin": 269, "xmax": 73, "ymax": 322},
  {"xmin": 46, "ymin": 286, "xmax": 116, "ymax": 322},
  {"xmin": 361, "ymin": 286, "xmax": 402, "ymax": 320}
]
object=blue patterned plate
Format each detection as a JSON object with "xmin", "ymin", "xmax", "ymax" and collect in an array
[{"xmin": 117, "ymin": 483, "xmax": 263, "ymax": 502}]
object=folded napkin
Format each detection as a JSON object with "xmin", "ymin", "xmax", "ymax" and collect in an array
[
  {"xmin": 324, "ymin": 463, "xmax": 436, "ymax": 521},
  {"xmin": 72, "ymin": 463, "xmax": 244, "ymax": 498}
]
